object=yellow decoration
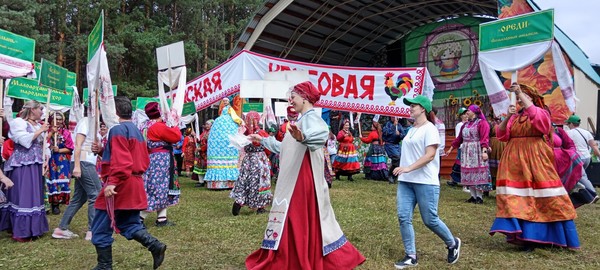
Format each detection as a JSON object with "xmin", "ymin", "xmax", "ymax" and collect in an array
[
  {"xmin": 472, "ymin": 89, "xmax": 478, "ymax": 95},
  {"xmin": 448, "ymin": 94, "xmax": 454, "ymax": 99},
  {"xmin": 463, "ymin": 98, "xmax": 472, "ymax": 106},
  {"xmin": 474, "ymin": 99, "xmax": 483, "ymax": 107},
  {"xmin": 451, "ymin": 99, "xmax": 457, "ymax": 105}
]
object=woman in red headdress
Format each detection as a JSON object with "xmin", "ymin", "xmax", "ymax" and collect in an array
[{"xmin": 246, "ymin": 81, "xmax": 365, "ymax": 270}]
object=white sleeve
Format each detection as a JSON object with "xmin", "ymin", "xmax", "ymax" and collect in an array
[
  {"xmin": 425, "ymin": 124, "xmax": 441, "ymax": 148},
  {"xmin": 438, "ymin": 123, "xmax": 446, "ymax": 154},
  {"xmin": 9, "ymin": 118, "xmax": 36, "ymax": 149},
  {"xmin": 584, "ymin": 130, "xmax": 594, "ymax": 142},
  {"xmin": 75, "ymin": 119, "xmax": 88, "ymax": 136}
]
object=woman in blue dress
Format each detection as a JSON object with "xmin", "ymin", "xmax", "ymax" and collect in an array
[
  {"xmin": 46, "ymin": 112, "xmax": 74, "ymax": 215},
  {"xmin": 205, "ymin": 97, "xmax": 243, "ymax": 189}
]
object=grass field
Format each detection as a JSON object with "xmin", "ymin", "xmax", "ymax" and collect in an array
[{"xmin": 1, "ymin": 176, "xmax": 600, "ymax": 270}]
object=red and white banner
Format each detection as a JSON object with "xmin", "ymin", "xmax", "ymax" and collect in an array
[{"xmin": 177, "ymin": 50, "xmax": 435, "ymax": 117}]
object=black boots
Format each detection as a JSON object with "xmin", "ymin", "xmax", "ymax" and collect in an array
[
  {"xmin": 232, "ymin": 202, "xmax": 242, "ymax": 216},
  {"xmin": 132, "ymin": 230, "xmax": 167, "ymax": 269},
  {"xmin": 92, "ymin": 246, "xmax": 113, "ymax": 270}
]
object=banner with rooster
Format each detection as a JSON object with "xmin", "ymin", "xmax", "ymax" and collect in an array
[{"xmin": 175, "ymin": 50, "xmax": 435, "ymax": 118}]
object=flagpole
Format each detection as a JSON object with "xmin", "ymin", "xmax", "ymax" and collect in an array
[
  {"xmin": 53, "ymin": 112, "xmax": 57, "ymax": 147},
  {"xmin": 42, "ymin": 87, "xmax": 53, "ymax": 174},
  {"xmin": 0, "ymin": 79, "xmax": 4, "ymax": 139}
]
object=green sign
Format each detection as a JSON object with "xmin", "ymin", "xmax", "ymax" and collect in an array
[
  {"xmin": 39, "ymin": 59, "xmax": 68, "ymax": 92},
  {"xmin": 136, "ymin": 97, "xmax": 172, "ymax": 110},
  {"xmin": 88, "ymin": 12, "xmax": 104, "ymax": 62},
  {"xmin": 6, "ymin": 77, "xmax": 74, "ymax": 107},
  {"xmin": 83, "ymin": 85, "xmax": 117, "ymax": 106},
  {"xmin": 479, "ymin": 9, "xmax": 554, "ymax": 52},
  {"xmin": 131, "ymin": 100, "xmax": 137, "ymax": 111},
  {"xmin": 182, "ymin": 102, "xmax": 196, "ymax": 116},
  {"xmin": 242, "ymin": 103, "xmax": 263, "ymax": 113},
  {"xmin": 67, "ymin": 72, "xmax": 77, "ymax": 87},
  {"xmin": 0, "ymin": 28, "xmax": 35, "ymax": 62}
]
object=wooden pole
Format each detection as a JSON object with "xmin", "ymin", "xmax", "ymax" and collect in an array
[
  {"xmin": 0, "ymin": 79, "xmax": 4, "ymax": 139},
  {"xmin": 53, "ymin": 112, "xmax": 58, "ymax": 147},
  {"xmin": 42, "ymin": 87, "xmax": 53, "ymax": 174}
]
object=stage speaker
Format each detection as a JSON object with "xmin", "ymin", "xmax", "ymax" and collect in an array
[{"xmin": 588, "ymin": 162, "xmax": 600, "ymax": 187}]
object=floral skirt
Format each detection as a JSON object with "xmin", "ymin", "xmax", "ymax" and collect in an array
[{"xmin": 230, "ymin": 151, "xmax": 272, "ymax": 209}]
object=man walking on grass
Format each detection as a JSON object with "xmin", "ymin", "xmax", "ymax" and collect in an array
[
  {"xmin": 90, "ymin": 96, "xmax": 166, "ymax": 269},
  {"xmin": 52, "ymin": 110, "xmax": 102, "ymax": 241}
]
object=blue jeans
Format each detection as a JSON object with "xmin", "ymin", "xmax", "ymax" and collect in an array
[
  {"xmin": 580, "ymin": 158, "xmax": 597, "ymax": 196},
  {"xmin": 59, "ymin": 161, "xmax": 102, "ymax": 230},
  {"xmin": 91, "ymin": 209, "xmax": 145, "ymax": 248},
  {"xmin": 397, "ymin": 182, "xmax": 455, "ymax": 255}
]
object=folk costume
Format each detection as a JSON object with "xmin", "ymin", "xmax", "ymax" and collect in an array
[
  {"xmin": 182, "ymin": 129, "xmax": 196, "ymax": 174},
  {"xmin": 360, "ymin": 129, "xmax": 388, "ymax": 181},
  {"xmin": 488, "ymin": 120, "xmax": 506, "ymax": 187},
  {"xmin": 450, "ymin": 105, "xmax": 492, "ymax": 202},
  {"xmin": 332, "ymin": 126, "xmax": 360, "ymax": 180},
  {"xmin": 551, "ymin": 127, "xmax": 590, "ymax": 207},
  {"xmin": 246, "ymin": 81, "xmax": 365, "ymax": 270},
  {"xmin": 230, "ymin": 112, "xmax": 272, "ymax": 215},
  {"xmin": 205, "ymin": 100, "xmax": 243, "ymax": 189},
  {"xmin": 91, "ymin": 120, "xmax": 166, "ymax": 269},
  {"xmin": 46, "ymin": 114, "xmax": 74, "ymax": 212},
  {"xmin": 194, "ymin": 120, "xmax": 213, "ymax": 178},
  {"xmin": 1, "ymin": 117, "xmax": 49, "ymax": 240},
  {"xmin": 490, "ymin": 86, "xmax": 580, "ymax": 249},
  {"xmin": 140, "ymin": 102, "xmax": 182, "ymax": 225}
]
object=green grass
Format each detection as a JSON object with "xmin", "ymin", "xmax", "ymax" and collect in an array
[{"xmin": 2, "ymin": 176, "xmax": 600, "ymax": 269}]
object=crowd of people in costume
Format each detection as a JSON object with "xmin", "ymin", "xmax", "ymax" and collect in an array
[{"xmin": 0, "ymin": 80, "xmax": 599, "ymax": 269}]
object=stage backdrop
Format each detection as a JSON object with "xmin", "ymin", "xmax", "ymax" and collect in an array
[{"xmin": 172, "ymin": 50, "xmax": 435, "ymax": 118}]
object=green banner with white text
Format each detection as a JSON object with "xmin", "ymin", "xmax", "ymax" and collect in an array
[
  {"xmin": 0, "ymin": 28, "xmax": 35, "ymax": 62},
  {"xmin": 479, "ymin": 9, "xmax": 554, "ymax": 52}
]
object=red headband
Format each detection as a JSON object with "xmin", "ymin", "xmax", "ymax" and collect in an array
[{"xmin": 293, "ymin": 81, "xmax": 320, "ymax": 104}]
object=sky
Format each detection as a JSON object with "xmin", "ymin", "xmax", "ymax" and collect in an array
[{"xmin": 534, "ymin": 0, "xmax": 600, "ymax": 64}]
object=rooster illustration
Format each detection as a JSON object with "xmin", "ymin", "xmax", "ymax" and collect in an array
[{"xmin": 384, "ymin": 72, "xmax": 413, "ymax": 106}]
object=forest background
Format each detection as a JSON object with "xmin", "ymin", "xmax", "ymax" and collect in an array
[{"xmin": 0, "ymin": 0, "xmax": 263, "ymax": 99}]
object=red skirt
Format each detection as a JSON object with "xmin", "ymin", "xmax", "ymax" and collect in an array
[{"xmin": 246, "ymin": 151, "xmax": 365, "ymax": 270}]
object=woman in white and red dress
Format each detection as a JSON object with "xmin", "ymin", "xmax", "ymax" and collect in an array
[{"xmin": 246, "ymin": 81, "xmax": 365, "ymax": 270}]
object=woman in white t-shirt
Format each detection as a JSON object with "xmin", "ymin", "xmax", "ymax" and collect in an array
[{"xmin": 391, "ymin": 95, "xmax": 461, "ymax": 269}]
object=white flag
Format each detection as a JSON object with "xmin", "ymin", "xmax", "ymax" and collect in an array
[{"xmin": 86, "ymin": 11, "xmax": 118, "ymax": 142}]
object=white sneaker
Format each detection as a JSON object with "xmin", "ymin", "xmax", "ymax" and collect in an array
[
  {"xmin": 52, "ymin": 228, "xmax": 79, "ymax": 239},
  {"xmin": 85, "ymin": 231, "xmax": 92, "ymax": 241}
]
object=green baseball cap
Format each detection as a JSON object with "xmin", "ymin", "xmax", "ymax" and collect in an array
[
  {"xmin": 403, "ymin": 95, "xmax": 432, "ymax": 113},
  {"xmin": 458, "ymin": 107, "xmax": 467, "ymax": 115},
  {"xmin": 566, "ymin": 115, "xmax": 581, "ymax": 124}
]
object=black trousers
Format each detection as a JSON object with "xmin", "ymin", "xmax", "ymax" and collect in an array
[{"xmin": 174, "ymin": 153, "xmax": 183, "ymax": 176}]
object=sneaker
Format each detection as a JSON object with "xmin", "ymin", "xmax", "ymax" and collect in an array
[
  {"xmin": 447, "ymin": 237, "xmax": 461, "ymax": 264},
  {"xmin": 591, "ymin": 196, "xmax": 599, "ymax": 204},
  {"xmin": 85, "ymin": 231, "xmax": 92, "ymax": 241},
  {"xmin": 394, "ymin": 255, "xmax": 418, "ymax": 269},
  {"xmin": 465, "ymin": 197, "xmax": 476, "ymax": 203},
  {"xmin": 475, "ymin": 197, "xmax": 484, "ymax": 204},
  {"xmin": 52, "ymin": 228, "xmax": 79, "ymax": 239}
]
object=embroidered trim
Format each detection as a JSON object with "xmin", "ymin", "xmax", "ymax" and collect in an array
[
  {"xmin": 323, "ymin": 234, "xmax": 348, "ymax": 255},
  {"xmin": 1, "ymin": 202, "xmax": 46, "ymax": 213}
]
